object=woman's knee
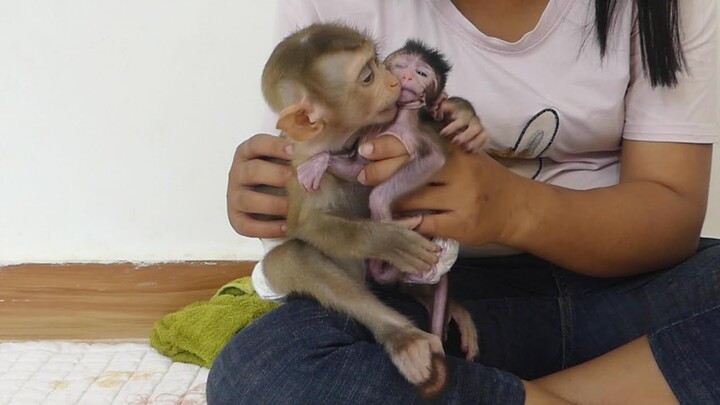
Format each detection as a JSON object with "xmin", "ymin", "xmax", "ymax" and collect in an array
[
  {"xmin": 656, "ymin": 238, "xmax": 720, "ymax": 316},
  {"xmin": 206, "ymin": 297, "xmax": 368, "ymax": 404}
]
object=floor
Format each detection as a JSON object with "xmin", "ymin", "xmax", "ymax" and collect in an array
[{"xmin": 0, "ymin": 262, "xmax": 254, "ymax": 340}]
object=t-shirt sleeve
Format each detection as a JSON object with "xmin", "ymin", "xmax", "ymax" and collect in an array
[{"xmin": 623, "ymin": 0, "xmax": 719, "ymax": 144}]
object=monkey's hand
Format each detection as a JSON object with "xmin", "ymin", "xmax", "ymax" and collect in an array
[
  {"xmin": 426, "ymin": 91, "xmax": 449, "ymax": 121},
  {"xmin": 297, "ymin": 152, "xmax": 330, "ymax": 192},
  {"xmin": 295, "ymin": 213, "xmax": 439, "ymax": 275},
  {"xmin": 378, "ymin": 217, "xmax": 442, "ymax": 275},
  {"xmin": 404, "ymin": 237, "xmax": 458, "ymax": 284},
  {"xmin": 438, "ymin": 97, "xmax": 488, "ymax": 154}
]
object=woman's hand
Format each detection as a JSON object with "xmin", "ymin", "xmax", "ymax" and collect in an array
[
  {"xmin": 358, "ymin": 135, "xmax": 525, "ymax": 247},
  {"xmin": 357, "ymin": 135, "xmax": 411, "ymax": 186},
  {"xmin": 227, "ymin": 134, "xmax": 294, "ymax": 239},
  {"xmin": 395, "ymin": 148, "xmax": 524, "ymax": 247}
]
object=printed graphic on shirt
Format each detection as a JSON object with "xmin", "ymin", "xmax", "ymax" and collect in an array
[{"xmin": 488, "ymin": 108, "xmax": 559, "ymax": 179}]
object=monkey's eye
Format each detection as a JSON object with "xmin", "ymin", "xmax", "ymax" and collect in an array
[
  {"xmin": 360, "ymin": 66, "xmax": 374, "ymax": 85},
  {"xmin": 416, "ymin": 69, "xmax": 428, "ymax": 78}
]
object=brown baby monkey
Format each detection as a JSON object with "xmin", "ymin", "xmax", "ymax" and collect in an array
[{"xmin": 259, "ymin": 23, "xmax": 449, "ymax": 397}]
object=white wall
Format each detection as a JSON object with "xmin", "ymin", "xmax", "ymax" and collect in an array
[
  {"xmin": 0, "ymin": 1, "xmax": 277, "ymax": 263},
  {"xmin": 0, "ymin": 2, "xmax": 718, "ymax": 264}
]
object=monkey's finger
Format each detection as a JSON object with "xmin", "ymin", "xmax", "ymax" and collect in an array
[
  {"xmin": 227, "ymin": 212, "xmax": 287, "ymax": 239},
  {"xmin": 234, "ymin": 158, "xmax": 293, "ymax": 188},
  {"xmin": 439, "ymin": 121, "xmax": 468, "ymax": 137},
  {"xmin": 427, "ymin": 334, "xmax": 445, "ymax": 355},
  {"xmin": 406, "ymin": 236, "xmax": 443, "ymax": 265},
  {"xmin": 451, "ymin": 128, "xmax": 478, "ymax": 146},
  {"xmin": 391, "ymin": 251, "xmax": 432, "ymax": 275},
  {"xmin": 358, "ymin": 155, "xmax": 410, "ymax": 186},
  {"xmin": 400, "ymin": 344, "xmax": 431, "ymax": 385},
  {"xmin": 436, "ymin": 100, "xmax": 456, "ymax": 114},
  {"xmin": 465, "ymin": 131, "xmax": 489, "ymax": 153},
  {"xmin": 391, "ymin": 235, "xmax": 439, "ymax": 268},
  {"xmin": 453, "ymin": 127, "xmax": 486, "ymax": 151},
  {"xmin": 385, "ymin": 232, "xmax": 439, "ymax": 273},
  {"xmin": 235, "ymin": 133, "xmax": 293, "ymax": 163},
  {"xmin": 312, "ymin": 176, "xmax": 322, "ymax": 191},
  {"xmin": 395, "ymin": 224, "xmax": 443, "ymax": 254},
  {"xmin": 405, "ymin": 243, "xmax": 441, "ymax": 268}
]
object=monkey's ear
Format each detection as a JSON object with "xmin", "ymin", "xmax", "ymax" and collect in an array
[{"xmin": 277, "ymin": 103, "xmax": 325, "ymax": 141}]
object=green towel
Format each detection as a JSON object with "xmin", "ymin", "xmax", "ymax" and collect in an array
[{"xmin": 150, "ymin": 276, "xmax": 280, "ymax": 368}]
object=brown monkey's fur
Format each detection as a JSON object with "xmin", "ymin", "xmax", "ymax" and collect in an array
[{"xmin": 259, "ymin": 23, "xmax": 449, "ymax": 398}]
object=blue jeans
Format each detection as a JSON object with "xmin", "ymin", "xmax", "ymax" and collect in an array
[{"xmin": 207, "ymin": 238, "xmax": 720, "ymax": 404}]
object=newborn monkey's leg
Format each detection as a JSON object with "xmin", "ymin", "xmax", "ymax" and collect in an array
[{"xmin": 402, "ymin": 282, "xmax": 479, "ymax": 361}]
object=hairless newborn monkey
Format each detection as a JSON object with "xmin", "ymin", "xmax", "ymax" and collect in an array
[{"xmin": 366, "ymin": 40, "xmax": 485, "ymax": 360}]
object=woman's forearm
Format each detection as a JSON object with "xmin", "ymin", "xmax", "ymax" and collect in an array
[
  {"xmin": 503, "ymin": 142, "xmax": 712, "ymax": 277},
  {"xmin": 507, "ymin": 178, "xmax": 706, "ymax": 276}
]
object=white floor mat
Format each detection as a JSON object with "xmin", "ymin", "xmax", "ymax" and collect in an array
[{"xmin": 0, "ymin": 341, "xmax": 208, "ymax": 405}]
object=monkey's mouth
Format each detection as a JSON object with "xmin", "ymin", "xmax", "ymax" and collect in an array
[
  {"xmin": 400, "ymin": 87, "xmax": 417, "ymax": 100},
  {"xmin": 399, "ymin": 88, "xmax": 419, "ymax": 102}
]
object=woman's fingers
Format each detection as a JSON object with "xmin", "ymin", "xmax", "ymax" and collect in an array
[
  {"xmin": 358, "ymin": 155, "xmax": 410, "ymax": 186},
  {"xmin": 227, "ymin": 134, "xmax": 293, "ymax": 238},
  {"xmin": 236, "ymin": 133, "xmax": 293, "ymax": 163},
  {"xmin": 358, "ymin": 135, "xmax": 410, "ymax": 186},
  {"xmin": 228, "ymin": 212, "xmax": 287, "ymax": 239},
  {"xmin": 227, "ymin": 188, "xmax": 289, "ymax": 238},
  {"xmin": 359, "ymin": 134, "xmax": 408, "ymax": 160},
  {"xmin": 234, "ymin": 158, "xmax": 293, "ymax": 188}
]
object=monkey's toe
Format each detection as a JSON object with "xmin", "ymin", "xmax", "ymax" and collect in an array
[
  {"xmin": 386, "ymin": 329, "xmax": 447, "ymax": 397},
  {"xmin": 417, "ymin": 354, "xmax": 449, "ymax": 399}
]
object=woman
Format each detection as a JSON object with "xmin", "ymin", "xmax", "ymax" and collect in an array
[{"xmin": 210, "ymin": 0, "xmax": 719, "ymax": 403}]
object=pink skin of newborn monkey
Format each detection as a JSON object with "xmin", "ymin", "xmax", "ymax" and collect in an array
[{"xmin": 366, "ymin": 40, "xmax": 484, "ymax": 360}]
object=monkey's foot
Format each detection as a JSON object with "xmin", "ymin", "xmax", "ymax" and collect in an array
[
  {"xmin": 404, "ymin": 238, "xmax": 459, "ymax": 284},
  {"xmin": 368, "ymin": 259, "xmax": 400, "ymax": 284},
  {"xmin": 448, "ymin": 300, "xmax": 479, "ymax": 361},
  {"xmin": 384, "ymin": 328, "xmax": 447, "ymax": 398}
]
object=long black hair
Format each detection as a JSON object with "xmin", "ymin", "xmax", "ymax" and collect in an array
[{"xmin": 595, "ymin": 0, "xmax": 686, "ymax": 87}]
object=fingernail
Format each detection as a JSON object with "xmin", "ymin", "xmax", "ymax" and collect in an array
[
  {"xmin": 280, "ymin": 223, "xmax": 287, "ymax": 232},
  {"xmin": 284, "ymin": 144, "xmax": 293, "ymax": 157},
  {"xmin": 357, "ymin": 170, "xmax": 367, "ymax": 185},
  {"xmin": 359, "ymin": 143, "xmax": 373, "ymax": 157}
]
